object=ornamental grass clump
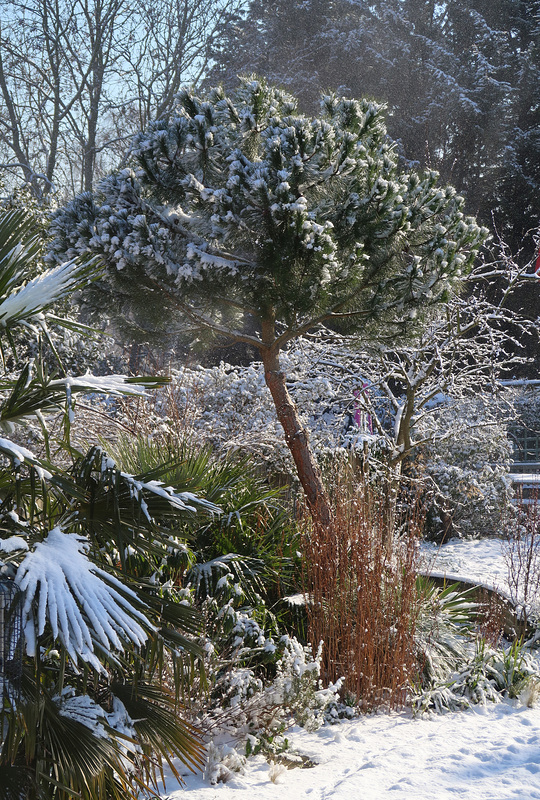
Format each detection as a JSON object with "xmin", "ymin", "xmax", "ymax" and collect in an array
[
  {"xmin": 301, "ymin": 483, "xmax": 423, "ymax": 710},
  {"xmin": 503, "ymin": 489, "xmax": 540, "ymax": 631}
]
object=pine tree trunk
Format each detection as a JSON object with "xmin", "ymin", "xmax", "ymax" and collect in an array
[{"xmin": 260, "ymin": 336, "xmax": 332, "ymax": 528}]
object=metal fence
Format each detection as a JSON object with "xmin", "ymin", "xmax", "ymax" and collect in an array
[
  {"xmin": 0, "ymin": 579, "xmax": 23, "ymax": 707},
  {"xmin": 509, "ymin": 426, "xmax": 540, "ymax": 474}
]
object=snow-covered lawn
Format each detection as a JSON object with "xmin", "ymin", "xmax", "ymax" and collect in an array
[
  {"xmin": 161, "ymin": 703, "xmax": 540, "ymax": 799},
  {"xmin": 421, "ymin": 536, "xmax": 509, "ymax": 594},
  {"xmin": 158, "ymin": 538, "xmax": 540, "ymax": 799}
]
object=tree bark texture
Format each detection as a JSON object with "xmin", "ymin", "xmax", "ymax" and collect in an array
[{"xmin": 260, "ymin": 344, "xmax": 333, "ymax": 528}]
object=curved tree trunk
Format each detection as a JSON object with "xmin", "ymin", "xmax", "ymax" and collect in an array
[{"xmin": 260, "ymin": 338, "xmax": 332, "ymax": 528}]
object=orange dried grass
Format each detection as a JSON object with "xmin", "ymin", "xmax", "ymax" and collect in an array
[{"xmin": 301, "ymin": 482, "xmax": 423, "ymax": 710}]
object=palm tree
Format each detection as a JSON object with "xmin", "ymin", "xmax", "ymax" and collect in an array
[{"xmin": 0, "ymin": 209, "xmax": 216, "ymax": 797}]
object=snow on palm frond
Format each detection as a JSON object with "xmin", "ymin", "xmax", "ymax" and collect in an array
[
  {"xmin": 15, "ymin": 527, "xmax": 151, "ymax": 670},
  {"xmin": 120, "ymin": 471, "xmax": 220, "ymax": 518},
  {"xmin": 0, "ymin": 256, "xmax": 98, "ymax": 329},
  {"xmin": 96, "ymin": 448, "xmax": 221, "ymax": 518},
  {"xmin": 55, "ymin": 689, "xmax": 109, "ymax": 739},
  {"xmin": 0, "ymin": 437, "xmax": 52, "ymax": 479},
  {"xmin": 50, "ymin": 374, "xmax": 166, "ymax": 397}
]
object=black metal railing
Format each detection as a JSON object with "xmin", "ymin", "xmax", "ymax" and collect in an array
[{"xmin": 0, "ymin": 579, "xmax": 23, "ymax": 706}]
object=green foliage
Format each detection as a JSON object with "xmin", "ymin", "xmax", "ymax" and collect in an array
[
  {"xmin": 208, "ymin": 0, "xmax": 540, "ymax": 252},
  {"xmin": 414, "ymin": 579, "xmax": 478, "ymax": 686},
  {"xmin": 414, "ymin": 636, "xmax": 540, "ymax": 714},
  {"xmin": 0, "ymin": 208, "xmax": 215, "ymax": 796},
  {"xmin": 413, "ymin": 579, "xmax": 540, "ymax": 714},
  {"xmin": 49, "ymin": 78, "xmax": 487, "ymax": 350},
  {"xmin": 105, "ymin": 433, "xmax": 299, "ymax": 603},
  {"xmin": 418, "ymin": 399, "xmax": 514, "ymax": 540}
]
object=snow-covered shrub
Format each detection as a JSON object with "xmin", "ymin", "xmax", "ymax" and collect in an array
[
  {"xmin": 512, "ymin": 387, "xmax": 540, "ymax": 441},
  {"xmin": 196, "ymin": 627, "xmax": 342, "ymax": 776},
  {"xmin": 204, "ymin": 742, "xmax": 247, "ymax": 785},
  {"xmin": 265, "ymin": 637, "xmax": 344, "ymax": 731},
  {"xmin": 110, "ymin": 338, "xmax": 383, "ymax": 491},
  {"xmin": 414, "ymin": 637, "xmax": 540, "ymax": 714},
  {"xmin": 0, "ymin": 210, "xmax": 220, "ymax": 797},
  {"xmin": 417, "ymin": 398, "xmax": 514, "ymax": 539},
  {"xmin": 163, "ymin": 355, "xmax": 360, "ymax": 478}
]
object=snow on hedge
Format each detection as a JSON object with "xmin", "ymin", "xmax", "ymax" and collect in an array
[{"xmin": 158, "ymin": 344, "xmax": 366, "ymax": 476}]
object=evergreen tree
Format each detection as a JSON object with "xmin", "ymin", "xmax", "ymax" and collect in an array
[
  {"xmin": 208, "ymin": 0, "xmax": 540, "ymax": 250},
  {"xmin": 49, "ymin": 80, "xmax": 487, "ymax": 525},
  {"xmin": 493, "ymin": 1, "xmax": 540, "ymax": 251}
]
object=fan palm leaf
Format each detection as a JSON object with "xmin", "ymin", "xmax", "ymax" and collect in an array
[
  {"xmin": 0, "ymin": 209, "xmax": 99, "ymax": 336},
  {"xmin": 107, "ymin": 434, "xmax": 295, "ymax": 580},
  {"xmin": 0, "ymin": 209, "xmax": 213, "ymax": 797}
]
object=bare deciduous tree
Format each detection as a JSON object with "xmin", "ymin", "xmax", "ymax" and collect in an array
[{"xmin": 0, "ymin": 0, "xmax": 243, "ymax": 196}]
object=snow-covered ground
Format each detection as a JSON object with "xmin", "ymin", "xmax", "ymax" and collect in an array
[
  {"xmin": 161, "ymin": 703, "xmax": 540, "ymax": 799},
  {"xmin": 421, "ymin": 536, "xmax": 509, "ymax": 593},
  {"xmin": 158, "ymin": 538, "xmax": 540, "ymax": 799}
]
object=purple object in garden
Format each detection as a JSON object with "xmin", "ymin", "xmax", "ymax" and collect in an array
[{"xmin": 354, "ymin": 383, "xmax": 373, "ymax": 433}]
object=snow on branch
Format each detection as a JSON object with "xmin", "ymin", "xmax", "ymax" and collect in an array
[{"xmin": 16, "ymin": 527, "xmax": 151, "ymax": 670}]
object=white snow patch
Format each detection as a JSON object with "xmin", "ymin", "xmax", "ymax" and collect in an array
[
  {"xmin": 15, "ymin": 527, "xmax": 151, "ymax": 669},
  {"xmin": 158, "ymin": 702, "xmax": 540, "ymax": 799},
  {"xmin": 0, "ymin": 536, "xmax": 28, "ymax": 553}
]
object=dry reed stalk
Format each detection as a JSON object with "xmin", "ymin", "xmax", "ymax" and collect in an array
[
  {"xmin": 114, "ymin": 365, "xmax": 203, "ymax": 443},
  {"xmin": 475, "ymin": 586, "xmax": 506, "ymax": 647},
  {"xmin": 301, "ymin": 482, "xmax": 423, "ymax": 710},
  {"xmin": 503, "ymin": 488, "xmax": 540, "ymax": 622}
]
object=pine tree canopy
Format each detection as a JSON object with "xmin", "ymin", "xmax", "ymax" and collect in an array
[
  {"xmin": 206, "ymin": 1, "xmax": 540, "ymax": 255},
  {"xmin": 49, "ymin": 78, "xmax": 488, "ymax": 351}
]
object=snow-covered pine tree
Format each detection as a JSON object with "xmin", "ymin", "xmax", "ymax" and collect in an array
[{"xmin": 49, "ymin": 79, "xmax": 487, "ymax": 525}]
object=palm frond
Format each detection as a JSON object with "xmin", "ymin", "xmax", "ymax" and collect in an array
[
  {"xmin": 66, "ymin": 447, "xmax": 219, "ymax": 569},
  {"xmin": 0, "ymin": 209, "xmax": 101, "ymax": 335},
  {"xmin": 0, "ymin": 256, "xmax": 99, "ymax": 331},
  {"xmin": 111, "ymin": 679, "xmax": 205, "ymax": 781},
  {"xmin": 106, "ymin": 434, "xmax": 298, "ymax": 600},
  {"xmin": 15, "ymin": 527, "xmax": 151, "ymax": 668},
  {"xmin": 0, "ymin": 210, "xmax": 210, "ymax": 796},
  {"xmin": 0, "ymin": 209, "xmax": 43, "ymax": 297},
  {"xmin": 0, "ymin": 765, "xmax": 35, "ymax": 799},
  {"xmin": 0, "ymin": 371, "xmax": 171, "ymax": 428},
  {"xmin": 187, "ymin": 552, "xmax": 267, "ymax": 604},
  {"xmin": 1, "ymin": 675, "xmax": 139, "ymax": 800}
]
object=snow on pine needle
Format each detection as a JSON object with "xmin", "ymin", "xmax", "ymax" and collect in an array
[{"xmin": 15, "ymin": 527, "xmax": 151, "ymax": 670}]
